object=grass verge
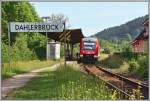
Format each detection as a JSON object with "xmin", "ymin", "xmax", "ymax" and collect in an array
[
  {"xmin": 6, "ymin": 65, "xmax": 118, "ymax": 100},
  {"xmin": 99, "ymin": 53, "xmax": 124, "ymax": 68},
  {"xmin": 2, "ymin": 60, "xmax": 59, "ymax": 79},
  {"xmin": 97, "ymin": 53, "xmax": 129, "ymax": 73}
]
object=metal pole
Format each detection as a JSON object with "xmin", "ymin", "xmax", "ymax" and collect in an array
[
  {"xmin": 64, "ymin": 22, "xmax": 66, "ymax": 67},
  {"xmin": 71, "ymin": 44, "xmax": 73, "ymax": 60},
  {"xmin": 7, "ymin": 23, "xmax": 11, "ymax": 72},
  {"xmin": 44, "ymin": 18, "xmax": 48, "ymax": 60},
  {"xmin": 46, "ymin": 32, "xmax": 48, "ymax": 60},
  {"xmin": 64, "ymin": 35, "xmax": 66, "ymax": 67}
]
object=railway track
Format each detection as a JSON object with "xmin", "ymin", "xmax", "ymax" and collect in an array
[{"xmin": 82, "ymin": 65, "xmax": 149, "ymax": 100}]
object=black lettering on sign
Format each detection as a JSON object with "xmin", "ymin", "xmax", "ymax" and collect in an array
[
  {"xmin": 20, "ymin": 25, "xmax": 23, "ymax": 30},
  {"xmin": 15, "ymin": 25, "xmax": 19, "ymax": 30},
  {"xmin": 51, "ymin": 25, "xmax": 54, "ymax": 30},
  {"xmin": 23, "ymin": 25, "xmax": 29, "ymax": 30},
  {"xmin": 38, "ymin": 25, "xmax": 41, "ymax": 30},
  {"xmin": 55, "ymin": 25, "xmax": 58, "ymax": 30},
  {"xmin": 42, "ymin": 25, "xmax": 45, "ymax": 30},
  {"xmin": 30, "ymin": 25, "xmax": 34, "ymax": 30},
  {"xmin": 13, "ymin": 23, "xmax": 62, "ymax": 32},
  {"xmin": 51, "ymin": 25, "xmax": 58, "ymax": 30},
  {"xmin": 46, "ymin": 25, "xmax": 50, "ymax": 30},
  {"xmin": 34, "ymin": 24, "xmax": 38, "ymax": 30}
]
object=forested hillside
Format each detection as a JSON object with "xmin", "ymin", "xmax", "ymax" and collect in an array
[
  {"xmin": 94, "ymin": 15, "xmax": 148, "ymax": 43},
  {"xmin": 2, "ymin": 2, "xmax": 47, "ymax": 62}
]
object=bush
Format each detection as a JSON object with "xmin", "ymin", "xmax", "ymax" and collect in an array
[
  {"xmin": 122, "ymin": 45, "xmax": 134, "ymax": 60},
  {"xmin": 2, "ymin": 42, "xmax": 8, "ymax": 63},
  {"xmin": 137, "ymin": 56, "xmax": 148, "ymax": 78},
  {"xmin": 101, "ymin": 54, "xmax": 123, "ymax": 69},
  {"xmin": 128, "ymin": 59, "xmax": 139, "ymax": 73},
  {"xmin": 104, "ymin": 48, "xmax": 110, "ymax": 54},
  {"xmin": 128, "ymin": 55, "xmax": 148, "ymax": 79},
  {"xmin": 10, "ymin": 35, "xmax": 37, "ymax": 61},
  {"xmin": 2, "ymin": 34, "xmax": 47, "ymax": 62}
]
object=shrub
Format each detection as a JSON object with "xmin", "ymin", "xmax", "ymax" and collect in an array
[
  {"xmin": 101, "ymin": 54, "xmax": 123, "ymax": 69},
  {"xmin": 2, "ymin": 42, "xmax": 8, "ymax": 63},
  {"xmin": 128, "ymin": 55, "xmax": 148, "ymax": 79},
  {"xmin": 128, "ymin": 59, "xmax": 139, "ymax": 73},
  {"xmin": 122, "ymin": 46, "xmax": 134, "ymax": 60},
  {"xmin": 104, "ymin": 48, "xmax": 110, "ymax": 54},
  {"xmin": 137, "ymin": 55, "xmax": 148, "ymax": 78}
]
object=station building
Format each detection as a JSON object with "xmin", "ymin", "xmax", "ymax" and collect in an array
[{"xmin": 131, "ymin": 19, "xmax": 149, "ymax": 53}]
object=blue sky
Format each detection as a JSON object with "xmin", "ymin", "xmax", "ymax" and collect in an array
[{"xmin": 30, "ymin": 2, "xmax": 148, "ymax": 37}]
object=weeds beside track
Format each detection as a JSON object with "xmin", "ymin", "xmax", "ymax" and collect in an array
[{"xmin": 81, "ymin": 64, "xmax": 149, "ymax": 100}]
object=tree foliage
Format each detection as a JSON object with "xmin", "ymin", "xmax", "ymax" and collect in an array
[
  {"xmin": 99, "ymin": 39, "xmax": 119, "ymax": 53},
  {"xmin": 2, "ymin": 1, "xmax": 46, "ymax": 62},
  {"xmin": 95, "ymin": 15, "xmax": 148, "ymax": 43}
]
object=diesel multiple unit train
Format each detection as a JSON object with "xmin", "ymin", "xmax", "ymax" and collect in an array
[{"xmin": 77, "ymin": 37, "xmax": 100, "ymax": 63}]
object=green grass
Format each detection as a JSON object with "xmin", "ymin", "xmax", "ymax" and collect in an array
[
  {"xmin": 96, "ymin": 53, "xmax": 129, "ymax": 73},
  {"xmin": 99, "ymin": 53, "xmax": 109, "ymax": 61},
  {"xmin": 98, "ymin": 53, "xmax": 124, "ymax": 69},
  {"xmin": 5, "ymin": 65, "xmax": 119, "ymax": 100},
  {"xmin": 2, "ymin": 60, "xmax": 59, "ymax": 79}
]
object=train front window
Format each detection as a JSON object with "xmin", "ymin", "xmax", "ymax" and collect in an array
[{"xmin": 83, "ymin": 42, "xmax": 96, "ymax": 50}]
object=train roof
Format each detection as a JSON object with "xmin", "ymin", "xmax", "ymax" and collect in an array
[{"xmin": 82, "ymin": 37, "xmax": 98, "ymax": 41}]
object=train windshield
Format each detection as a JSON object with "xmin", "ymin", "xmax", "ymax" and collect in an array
[{"xmin": 83, "ymin": 41, "xmax": 96, "ymax": 50}]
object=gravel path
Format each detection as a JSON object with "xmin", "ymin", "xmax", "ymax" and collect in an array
[{"xmin": 2, "ymin": 63, "xmax": 60, "ymax": 98}]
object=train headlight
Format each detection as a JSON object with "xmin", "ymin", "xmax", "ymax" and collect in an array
[
  {"xmin": 94, "ymin": 55, "xmax": 98, "ymax": 58},
  {"xmin": 80, "ymin": 55, "xmax": 83, "ymax": 57}
]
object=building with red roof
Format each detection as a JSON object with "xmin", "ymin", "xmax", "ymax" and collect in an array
[{"xmin": 131, "ymin": 19, "xmax": 149, "ymax": 53}]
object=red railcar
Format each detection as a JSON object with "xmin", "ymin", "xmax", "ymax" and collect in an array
[{"xmin": 78, "ymin": 37, "xmax": 100, "ymax": 63}]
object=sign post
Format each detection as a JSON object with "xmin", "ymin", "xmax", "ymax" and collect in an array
[
  {"xmin": 63, "ymin": 22, "xmax": 66, "ymax": 67},
  {"xmin": 7, "ymin": 23, "xmax": 11, "ymax": 72},
  {"xmin": 64, "ymin": 35, "xmax": 66, "ymax": 67},
  {"xmin": 46, "ymin": 31, "xmax": 48, "ymax": 60}
]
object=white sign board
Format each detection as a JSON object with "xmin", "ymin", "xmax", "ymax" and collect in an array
[{"xmin": 10, "ymin": 22, "xmax": 65, "ymax": 32}]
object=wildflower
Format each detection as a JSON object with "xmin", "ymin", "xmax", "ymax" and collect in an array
[
  {"xmin": 111, "ymin": 90, "xmax": 117, "ymax": 100},
  {"xmin": 129, "ymin": 95, "xmax": 135, "ymax": 100}
]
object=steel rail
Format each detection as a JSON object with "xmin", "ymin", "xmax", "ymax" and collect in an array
[
  {"xmin": 84, "ymin": 66, "xmax": 131, "ymax": 99},
  {"xmin": 95, "ymin": 65, "xmax": 149, "ymax": 99},
  {"xmin": 95, "ymin": 65, "xmax": 149, "ymax": 90}
]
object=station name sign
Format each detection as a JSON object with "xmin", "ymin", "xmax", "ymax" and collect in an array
[{"xmin": 10, "ymin": 22, "xmax": 65, "ymax": 32}]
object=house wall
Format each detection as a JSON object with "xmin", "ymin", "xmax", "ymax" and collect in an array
[
  {"xmin": 132, "ymin": 40, "xmax": 145, "ymax": 53},
  {"xmin": 144, "ymin": 22, "xmax": 149, "ymax": 53},
  {"xmin": 131, "ymin": 20, "xmax": 149, "ymax": 53},
  {"xmin": 144, "ymin": 39, "xmax": 148, "ymax": 53}
]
